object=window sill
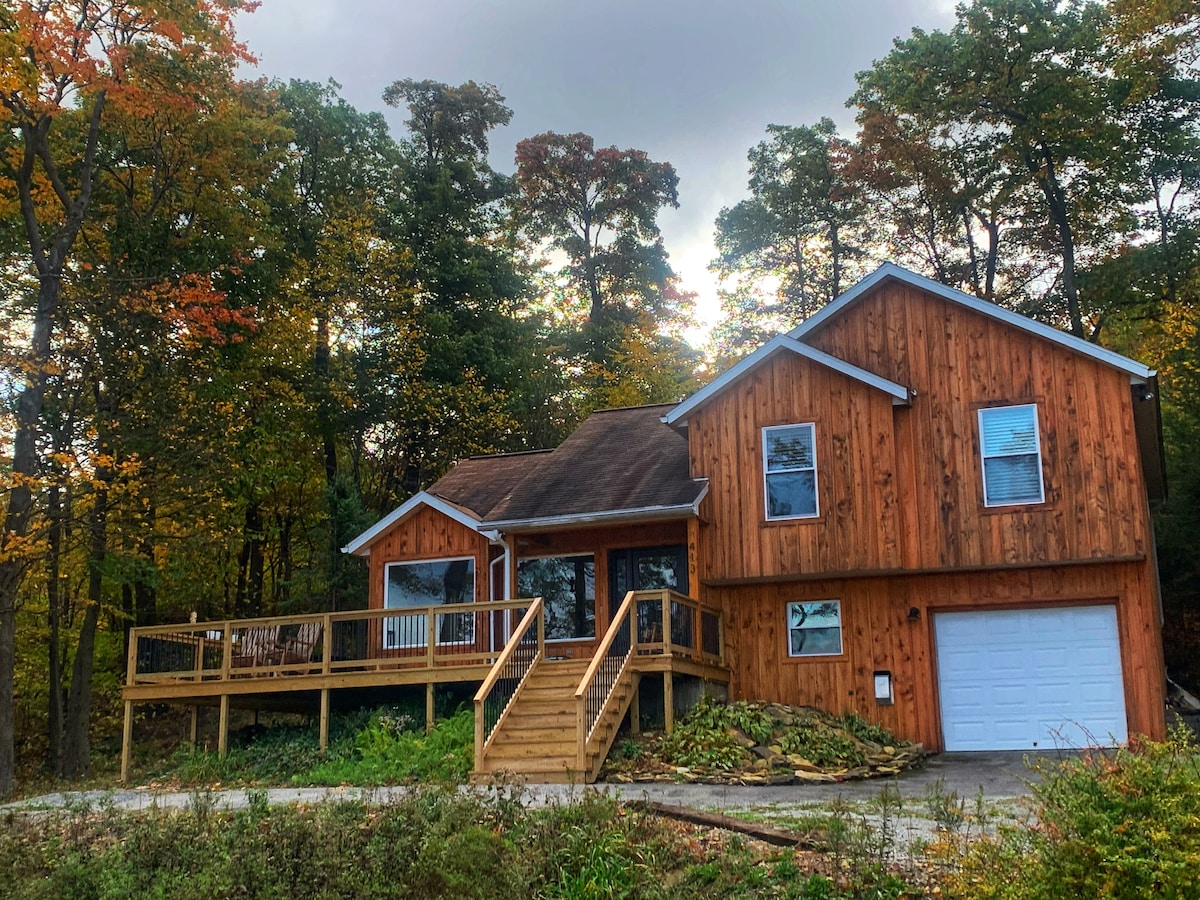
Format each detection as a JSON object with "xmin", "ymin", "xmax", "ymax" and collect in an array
[
  {"xmin": 978, "ymin": 500, "xmax": 1052, "ymax": 516},
  {"xmin": 783, "ymin": 652, "xmax": 846, "ymax": 664},
  {"xmin": 761, "ymin": 515, "xmax": 825, "ymax": 528}
]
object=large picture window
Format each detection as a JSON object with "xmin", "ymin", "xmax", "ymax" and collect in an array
[
  {"xmin": 763, "ymin": 423, "xmax": 819, "ymax": 520},
  {"xmin": 384, "ymin": 557, "xmax": 474, "ymax": 649},
  {"xmin": 787, "ymin": 600, "xmax": 842, "ymax": 657},
  {"xmin": 978, "ymin": 404, "xmax": 1045, "ymax": 506},
  {"xmin": 517, "ymin": 555, "xmax": 595, "ymax": 641}
]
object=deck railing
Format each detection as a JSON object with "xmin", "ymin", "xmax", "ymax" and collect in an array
[
  {"xmin": 473, "ymin": 597, "xmax": 544, "ymax": 763},
  {"xmin": 574, "ymin": 589, "xmax": 725, "ymax": 773},
  {"xmin": 631, "ymin": 589, "xmax": 725, "ymax": 665},
  {"xmin": 575, "ymin": 590, "xmax": 637, "ymax": 766},
  {"xmin": 128, "ymin": 599, "xmax": 537, "ymax": 687}
]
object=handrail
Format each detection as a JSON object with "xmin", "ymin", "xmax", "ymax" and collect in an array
[
  {"xmin": 473, "ymin": 597, "xmax": 544, "ymax": 762},
  {"xmin": 574, "ymin": 589, "xmax": 638, "ymax": 769}
]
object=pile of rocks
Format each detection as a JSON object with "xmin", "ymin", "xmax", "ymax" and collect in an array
[{"xmin": 602, "ymin": 702, "xmax": 925, "ymax": 785}]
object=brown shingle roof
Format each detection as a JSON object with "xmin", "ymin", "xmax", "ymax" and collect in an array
[
  {"xmin": 427, "ymin": 450, "xmax": 550, "ymax": 519},
  {"xmin": 425, "ymin": 404, "xmax": 706, "ymax": 529}
]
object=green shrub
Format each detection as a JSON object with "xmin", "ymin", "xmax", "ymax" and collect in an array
[
  {"xmin": 300, "ymin": 706, "xmax": 474, "ymax": 785},
  {"xmin": 944, "ymin": 727, "xmax": 1200, "ymax": 899}
]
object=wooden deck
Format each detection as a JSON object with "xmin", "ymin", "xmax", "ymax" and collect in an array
[{"xmin": 121, "ymin": 591, "xmax": 728, "ymax": 784}]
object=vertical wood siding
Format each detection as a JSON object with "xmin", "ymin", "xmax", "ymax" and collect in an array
[
  {"xmin": 366, "ymin": 506, "xmax": 492, "ymax": 610},
  {"xmin": 691, "ymin": 281, "xmax": 1153, "ymax": 581},
  {"xmin": 713, "ymin": 561, "xmax": 1166, "ymax": 750}
]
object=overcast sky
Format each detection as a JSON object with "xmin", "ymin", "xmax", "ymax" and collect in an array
[{"xmin": 237, "ymin": 0, "xmax": 957, "ymax": 334}]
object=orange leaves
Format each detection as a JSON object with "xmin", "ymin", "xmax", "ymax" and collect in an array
[{"xmin": 122, "ymin": 273, "xmax": 258, "ymax": 348}]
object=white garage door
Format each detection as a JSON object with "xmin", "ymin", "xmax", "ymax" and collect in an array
[{"xmin": 934, "ymin": 605, "xmax": 1127, "ymax": 751}]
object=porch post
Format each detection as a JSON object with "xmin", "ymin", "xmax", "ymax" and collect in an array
[
  {"xmin": 630, "ymin": 673, "xmax": 641, "ymax": 735},
  {"xmin": 425, "ymin": 682, "xmax": 435, "ymax": 733},
  {"xmin": 217, "ymin": 694, "xmax": 229, "ymax": 757},
  {"xmin": 120, "ymin": 700, "xmax": 133, "ymax": 784},
  {"xmin": 663, "ymin": 673, "xmax": 674, "ymax": 733},
  {"xmin": 319, "ymin": 688, "xmax": 330, "ymax": 754},
  {"xmin": 189, "ymin": 705, "xmax": 199, "ymax": 749}
]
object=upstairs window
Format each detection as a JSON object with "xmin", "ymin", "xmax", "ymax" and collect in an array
[
  {"xmin": 978, "ymin": 404, "xmax": 1045, "ymax": 506},
  {"xmin": 763, "ymin": 423, "xmax": 819, "ymax": 520}
]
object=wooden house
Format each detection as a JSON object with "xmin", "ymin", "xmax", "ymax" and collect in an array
[{"xmin": 122, "ymin": 263, "xmax": 1167, "ymax": 782}]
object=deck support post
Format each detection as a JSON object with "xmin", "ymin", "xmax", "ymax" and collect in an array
[
  {"xmin": 218, "ymin": 694, "xmax": 229, "ymax": 757},
  {"xmin": 189, "ymin": 705, "xmax": 199, "ymax": 748},
  {"xmin": 120, "ymin": 700, "xmax": 133, "ymax": 784},
  {"xmin": 426, "ymin": 682, "xmax": 435, "ymax": 733},
  {"xmin": 663, "ymin": 672, "xmax": 674, "ymax": 733},
  {"xmin": 319, "ymin": 688, "xmax": 330, "ymax": 755},
  {"xmin": 630, "ymin": 674, "xmax": 641, "ymax": 734}
]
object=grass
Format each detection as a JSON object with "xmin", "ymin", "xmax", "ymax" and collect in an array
[{"xmin": 0, "ymin": 787, "xmax": 925, "ymax": 899}]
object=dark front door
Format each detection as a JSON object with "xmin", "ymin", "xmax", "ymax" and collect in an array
[{"xmin": 608, "ymin": 546, "xmax": 688, "ymax": 618}]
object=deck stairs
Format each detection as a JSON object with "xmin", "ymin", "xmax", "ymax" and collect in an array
[{"xmin": 473, "ymin": 658, "xmax": 637, "ymax": 784}]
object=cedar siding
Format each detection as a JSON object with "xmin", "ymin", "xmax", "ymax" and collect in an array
[
  {"xmin": 366, "ymin": 505, "xmax": 492, "ymax": 610},
  {"xmin": 686, "ymin": 277, "xmax": 1165, "ymax": 749},
  {"xmin": 798, "ymin": 280, "xmax": 1150, "ymax": 568},
  {"xmin": 712, "ymin": 561, "xmax": 1164, "ymax": 750},
  {"xmin": 689, "ymin": 351, "xmax": 902, "ymax": 582}
]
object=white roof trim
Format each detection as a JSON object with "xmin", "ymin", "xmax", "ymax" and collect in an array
[
  {"xmin": 481, "ymin": 482, "xmax": 709, "ymax": 532},
  {"xmin": 341, "ymin": 491, "xmax": 482, "ymax": 557},
  {"xmin": 789, "ymin": 262, "xmax": 1155, "ymax": 382},
  {"xmin": 663, "ymin": 334, "xmax": 912, "ymax": 427}
]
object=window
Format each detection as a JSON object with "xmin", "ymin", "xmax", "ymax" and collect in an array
[
  {"xmin": 978, "ymin": 404, "xmax": 1045, "ymax": 506},
  {"xmin": 763, "ymin": 423, "xmax": 819, "ymax": 520},
  {"xmin": 517, "ymin": 554, "xmax": 595, "ymax": 641},
  {"xmin": 384, "ymin": 558, "xmax": 474, "ymax": 649},
  {"xmin": 787, "ymin": 600, "xmax": 842, "ymax": 657}
]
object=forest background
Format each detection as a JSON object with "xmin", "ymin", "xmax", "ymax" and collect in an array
[{"xmin": 0, "ymin": 0, "xmax": 1196, "ymax": 797}]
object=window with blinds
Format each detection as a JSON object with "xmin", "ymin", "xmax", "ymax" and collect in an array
[
  {"xmin": 978, "ymin": 404, "xmax": 1045, "ymax": 506},
  {"xmin": 763, "ymin": 423, "xmax": 819, "ymax": 520}
]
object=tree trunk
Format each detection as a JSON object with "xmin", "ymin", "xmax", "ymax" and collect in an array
[
  {"xmin": 61, "ymin": 478, "xmax": 108, "ymax": 779},
  {"xmin": 1028, "ymin": 145, "xmax": 1085, "ymax": 338},
  {"xmin": 0, "ymin": 271, "xmax": 62, "ymax": 797},
  {"xmin": 46, "ymin": 480, "xmax": 65, "ymax": 776}
]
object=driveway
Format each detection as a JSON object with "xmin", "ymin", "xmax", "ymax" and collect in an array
[{"xmin": 4, "ymin": 751, "xmax": 1042, "ymax": 815}]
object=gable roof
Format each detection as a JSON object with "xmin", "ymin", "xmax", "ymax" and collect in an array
[
  {"xmin": 789, "ymin": 263, "xmax": 1155, "ymax": 383},
  {"xmin": 341, "ymin": 490, "xmax": 485, "ymax": 557},
  {"xmin": 480, "ymin": 404, "xmax": 707, "ymax": 530},
  {"xmin": 662, "ymin": 334, "xmax": 913, "ymax": 428}
]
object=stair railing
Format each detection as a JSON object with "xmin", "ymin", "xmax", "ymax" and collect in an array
[
  {"xmin": 574, "ymin": 589, "xmax": 638, "ymax": 771},
  {"xmin": 474, "ymin": 597, "xmax": 544, "ymax": 766}
]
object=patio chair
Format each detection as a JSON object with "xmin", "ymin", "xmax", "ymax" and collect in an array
[
  {"xmin": 279, "ymin": 621, "xmax": 322, "ymax": 666},
  {"xmin": 231, "ymin": 625, "xmax": 281, "ymax": 669}
]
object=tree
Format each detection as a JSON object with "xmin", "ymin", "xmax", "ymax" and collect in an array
[
  {"xmin": 851, "ymin": 0, "xmax": 1139, "ymax": 340},
  {"xmin": 514, "ymin": 131, "xmax": 690, "ymax": 409},
  {"xmin": 0, "ymin": 0, "xmax": 255, "ymax": 795},
  {"xmin": 711, "ymin": 119, "xmax": 872, "ymax": 355}
]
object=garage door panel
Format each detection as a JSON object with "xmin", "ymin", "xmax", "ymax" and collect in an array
[{"xmin": 935, "ymin": 606, "xmax": 1127, "ymax": 751}]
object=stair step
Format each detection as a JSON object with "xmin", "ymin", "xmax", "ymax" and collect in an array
[
  {"xmin": 486, "ymin": 743, "xmax": 577, "ymax": 761},
  {"xmin": 480, "ymin": 754, "xmax": 578, "ymax": 771}
]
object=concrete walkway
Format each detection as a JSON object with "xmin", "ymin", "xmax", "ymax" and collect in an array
[{"xmin": 4, "ymin": 752, "xmax": 1043, "ymax": 814}]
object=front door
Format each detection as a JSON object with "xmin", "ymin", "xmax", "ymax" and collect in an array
[{"xmin": 608, "ymin": 546, "xmax": 687, "ymax": 643}]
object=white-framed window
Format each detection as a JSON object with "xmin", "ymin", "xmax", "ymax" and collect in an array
[
  {"xmin": 978, "ymin": 404, "xmax": 1045, "ymax": 507},
  {"xmin": 517, "ymin": 554, "xmax": 595, "ymax": 641},
  {"xmin": 384, "ymin": 557, "xmax": 475, "ymax": 649},
  {"xmin": 787, "ymin": 600, "xmax": 842, "ymax": 657},
  {"xmin": 763, "ymin": 423, "xmax": 819, "ymax": 520}
]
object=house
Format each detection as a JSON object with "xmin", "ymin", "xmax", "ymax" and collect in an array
[{"xmin": 121, "ymin": 263, "xmax": 1167, "ymax": 782}]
